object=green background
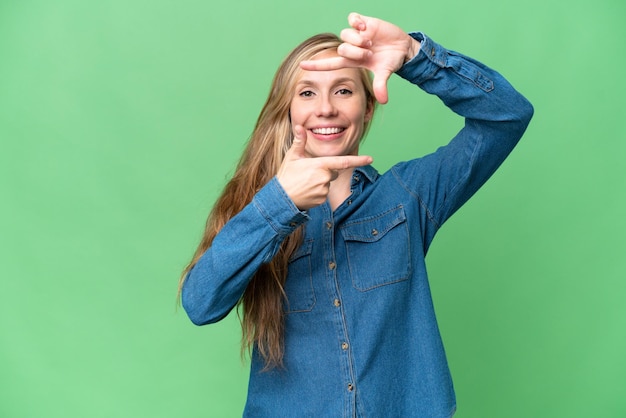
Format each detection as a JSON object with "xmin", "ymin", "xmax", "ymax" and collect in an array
[{"xmin": 1, "ymin": 0, "xmax": 624, "ymax": 417}]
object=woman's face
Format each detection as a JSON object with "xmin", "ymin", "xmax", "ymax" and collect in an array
[{"xmin": 289, "ymin": 52, "xmax": 372, "ymax": 158}]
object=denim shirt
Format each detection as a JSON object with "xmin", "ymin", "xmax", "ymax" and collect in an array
[{"xmin": 182, "ymin": 32, "xmax": 533, "ymax": 418}]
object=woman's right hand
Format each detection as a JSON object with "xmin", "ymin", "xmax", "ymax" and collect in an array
[{"xmin": 276, "ymin": 126, "xmax": 372, "ymax": 210}]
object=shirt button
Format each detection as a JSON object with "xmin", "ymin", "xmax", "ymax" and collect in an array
[
  {"xmin": 325, "ymin": 221, "xmax": 332, "ymax": 229},
  {"xmin": 333, "ymin": 299, "xmax": 341, "ymax": 307},
  {"xmin": 347, "ymin": 200, "xmax": 352, "ymax": 205},
  {"xmin": 289, "ymin": 222, "xmax": 297, "ymax": 227},
  {"xmin": 371, "ymin": 229, "xmax": 378, "ymax": 236},
  {"xmin": 347, "ymin": 384, "xmax": 354, "ymax": 392},
  {"xmin": 328, "ymin": 261, "xmax": 336, "ymax": 270},
  {"xmin": 341, "ymin": 342, "xmax": 349, "ymax": 350}
]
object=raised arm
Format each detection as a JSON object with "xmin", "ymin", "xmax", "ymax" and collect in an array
[
  {"xmin": 305, "ymin": 12, "xmax": 533, "ymax": 243},
  {"xmin": 393, "ymin": 30, "xmax": 534, "ymax": 231}
]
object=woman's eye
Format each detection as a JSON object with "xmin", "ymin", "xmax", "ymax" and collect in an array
[
  {"xmin": 337, "ymin": 88, "xmax": 352, "ymax": 95},
  {"xmin": 299, "ymin": 90, "xmax": 314, "ymax": 97}
]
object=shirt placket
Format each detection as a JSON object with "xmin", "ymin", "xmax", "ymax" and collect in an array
[{"xmin": 325, "ymin": 172, "xmax": 364, "ymax": 418}]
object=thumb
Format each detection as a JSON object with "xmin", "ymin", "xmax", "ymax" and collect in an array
[
  {"xmin": 372, "ymin": 70, "xmax": 392, "ymax": 104},
  {"xmin": 287, "ymin": 124, "xmax": 308, "ymax": 159}
]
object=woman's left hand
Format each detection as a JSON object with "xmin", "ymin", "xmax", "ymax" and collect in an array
[{"xmin": 300, "ymin": 12, "xmax": 421, "ymax": 104}]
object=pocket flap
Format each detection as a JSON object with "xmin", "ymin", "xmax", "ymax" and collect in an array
[
  {"xmin": 340, "ymin": 206, "xmax": 407, "ymax": 243},
  {"xmin": 288, "ymin": 238, "xmax": 313, "ymax": 262}
]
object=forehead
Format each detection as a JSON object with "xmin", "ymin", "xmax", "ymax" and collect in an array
[{"xmin": 295, "ymin": 66, "xmax": 363, "ymax": 87}]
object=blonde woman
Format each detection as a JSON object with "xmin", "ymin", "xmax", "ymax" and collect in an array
[{"xmin": 180, "ymin": 13, "xmax": 533, "ymax": 417}]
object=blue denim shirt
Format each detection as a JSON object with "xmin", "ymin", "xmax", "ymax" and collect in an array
[{"xmin": 182, "ymin": 32, "xmax": 533, "ymax": 418}]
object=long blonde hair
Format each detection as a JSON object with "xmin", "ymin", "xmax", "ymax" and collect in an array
[{"xmin": 179, "ymin": 33, "xmax": 377, "ymax": 369}]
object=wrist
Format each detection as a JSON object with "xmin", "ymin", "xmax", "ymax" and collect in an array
[{"xmin": 405, "ymin": 37, "xmax": 421, "ymax": 63}]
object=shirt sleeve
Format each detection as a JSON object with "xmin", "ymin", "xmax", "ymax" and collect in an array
[
  {"xmin": 181, "ymin": 177, "xmax": 309, "ymax": 325},
  {"xmin": 392, "ymin": 32, "xmax": 534, "ymax": 243}
]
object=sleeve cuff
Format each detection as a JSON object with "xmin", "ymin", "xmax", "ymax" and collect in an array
[
  {"xmin": 252, "ymin": 177, "xmax": 310, "ymax": 236},
  {"xmin": 396, "ymin": 32, "xmax": 448, "ymax": 85}
]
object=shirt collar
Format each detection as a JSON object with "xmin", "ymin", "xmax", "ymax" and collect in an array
[{"xmin": 353, "ymin": 164, "xmax": 379, "ymax": 184}]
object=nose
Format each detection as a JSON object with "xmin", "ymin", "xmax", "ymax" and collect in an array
[{"xmin": 315, "ymin": 94, "xmax": 338, "ymax": 117}]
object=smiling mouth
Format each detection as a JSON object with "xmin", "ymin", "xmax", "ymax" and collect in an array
[{"xmin": 311, "ymin": 127, "xmax": 345, "ymax": 135}]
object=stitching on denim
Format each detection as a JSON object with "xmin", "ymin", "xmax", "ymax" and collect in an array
[
  {"xmin": 288, "ymin": 238, "xmax": 313, "ymax": 262},
  {"xmin": 253, "ymin": 179, "xmax": 301, "ymax": 236},
  {"xmin": 442, "ymin": 131, "xmax": 483, "ymax": 219},
  {"xmin": 252, "ymin": 198, "xmax": 280, "ymax": 234},
  {"xmin": 343, "ymin": 219, "xmax": 411, "ymax": 292},
  {"xmin": 446, "ymin": 52, "xmax": 494, "ymax": 92},
  {"xmin": 284, "ymin": 239, "xmax": 316, "ymax": 313},
  {"xmin": 339, "ymin": 205, "xmax": 406, "ymax": 241},
  {"xmin": 390, "ymin": 167, "xmax": 441, "ymax": 230}
]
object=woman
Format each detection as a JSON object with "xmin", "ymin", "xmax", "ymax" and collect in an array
[{"xmin": 180, "ymin": 13, "xmax": 533, "ymax": 417}]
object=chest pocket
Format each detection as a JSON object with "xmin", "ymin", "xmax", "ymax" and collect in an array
[
  {"xmin": 284, "ymin": 239, "xmax": 316, "ymax": 313},
  {"xmin": 340, "ymin": 206, "xmax": 411, "ymax": 292}
]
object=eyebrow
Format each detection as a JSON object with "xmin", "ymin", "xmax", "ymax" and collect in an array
[{"xmin": 296, "ymin": 77, "xmax": 358, "ymax": 87}]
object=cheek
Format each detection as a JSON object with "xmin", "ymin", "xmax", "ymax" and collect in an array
[
  {"xmin": 351, "ymin": 109, "xmax": 368, "ymax": 132},
  {"xmin": 289, "ymin": 103, "xmax": 307, "ymax": 127},
  {"xmin": 351, "ymin": 99, "xmax": 369, "ymax": 124}
]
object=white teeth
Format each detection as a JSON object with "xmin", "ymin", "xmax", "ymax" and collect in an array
[{"xmin": 312, "ymin": 127, "xmax": 343, "ymax": 135}]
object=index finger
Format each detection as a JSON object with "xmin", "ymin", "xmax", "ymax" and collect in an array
[
  {"xmin": 316, "ymin": 154, "xmax": 373, "ymax": 171},
  {"xmin": 300, "ymin": 55, "xmax": 359, "ymax": 71},
  {"xmin": 347, "ymin": 12, "xmax": 367, "ymax": 32}
]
